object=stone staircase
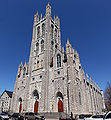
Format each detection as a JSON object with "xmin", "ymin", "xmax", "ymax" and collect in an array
[{"xmin": 39, "ymin": 112, "xmax": 70, "ymax": 119}]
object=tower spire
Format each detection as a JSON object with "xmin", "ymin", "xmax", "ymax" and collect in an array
[{"xmin": 46, "ymin": 2, "xmax": 51, "ymax": 17}]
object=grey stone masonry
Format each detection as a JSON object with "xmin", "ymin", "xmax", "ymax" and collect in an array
[{"xmin": 10, "ymin": 3, "xmax": 105, "ymax": 116}]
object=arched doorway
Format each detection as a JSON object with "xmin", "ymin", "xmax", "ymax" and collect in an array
[
  {"xmin": 56, "ymin": 92, "xmax": 64, "ymax": 112},
  {"xmin": 34, "ymin": 100, "xmax": 39, "ymax": 112},
  {"xmin": 18, "ymin": 97, "xmax": 22, "ymax": 113},
  {"xmin": 33, "ymin": 90, "xmax": 39, "ymax": 113},
  {"xmin": 58, "ymin": 99, "xmax": 63, "ymax": 112},
  {"xmin": 19, "ymin": 103, "xmax": 22, "ymax": 113}
]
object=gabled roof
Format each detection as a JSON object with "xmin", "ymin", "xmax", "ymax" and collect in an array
[{"xmin": 0, "ymin": 90, "xmax": 13, "ymax": 98}]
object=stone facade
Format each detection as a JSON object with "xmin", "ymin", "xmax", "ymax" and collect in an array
[
  {"xmin": 0, "ymin": 90, "xmax": 13, "ymax": 112},
  {"xmin": 10, "ymin": 3, "xmax": 105, "ymax": 115}
]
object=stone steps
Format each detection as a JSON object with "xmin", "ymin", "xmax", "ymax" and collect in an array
[{"xmin": 39, "ymin": 112, "xmax": 70, "ymax": 119}]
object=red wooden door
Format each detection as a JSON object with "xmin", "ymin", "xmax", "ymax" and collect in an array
[
  {"xmin": 58, "ymin": 100, "xmax": 63, "ymax": 112},
  {"xmin": 19, "ymin": 103, "xmax": 22, "ymax": 113},
  {"xmin": 34, "ymin": 101, "xmax": 39, "ymax": 113}
]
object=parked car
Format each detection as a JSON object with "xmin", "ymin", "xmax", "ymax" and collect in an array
[
  {"xmin": 104, "ymin": 111, "xmax": 111, "ymax": 120},
  {"xmin": 79, "ymin": 114, "xmax": 92, "ymax": 119},
  {"xmin": 84, "ymin": 114, "xmax": 104, "ymax": 120},
  {"xmin": 0, "ymin": 116, "xmax": 2, "ymax": 120},
  {"xmin": 10, "ymin": 113, "xmax": 24, "ymax": 120},
  {"xmin": 0, "ymin": 112, "xmax": 9, "ymax": 120},
  {"xmin": 40, "ymin": 116, "xmax": 45, "ymax": 120}
]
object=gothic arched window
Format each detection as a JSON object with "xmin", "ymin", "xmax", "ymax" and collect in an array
[
  {"xmin": 23, "ymin": 67, "xmax": 26, "ymax": 78},
  {"xmin": 57, "ymin": 54, "xmax": 61, "ymax": 68},
  {"xmin": 56, "ymin": 92, "xmax": 63, "ymax": 100},
  {"xmin": 18, "ymin": 97, "xmax": 22, "ymax": 103},
  {"xmin": 51, "ymin": 24, "xmax": 54, "ymax": 39},
  {"xmin": 36, "ymin": 42, "xmax": 39, "ymax": 54},
  {"xmin": 41, "ymin": 40, "xmax": 44, "ymax": 52},
  {"xmin": 42, "ymin": 23, "xmax": 45, "ymax": 36},
  {"xmin": 55, "ymin": 29, "xmax": 57, "ymax": 43},
  {"xmin": 51, "ymin": 40, "xmax": 54, "ymax": 50},
  {"xmin": 79, "ymin": 92, "xmax": 82, "ymax": 105},
  {"xmin": 33, "ymin": 90, "xmax": 39, "ymax": 99},
  {"xmin": 37, "ymin": 26, "xmax": 40, "ymax": 38}
]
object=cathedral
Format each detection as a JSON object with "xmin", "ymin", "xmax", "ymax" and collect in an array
[{"xmin": 11, "ymin": 3, "xmax": 105, "ymax": 115}]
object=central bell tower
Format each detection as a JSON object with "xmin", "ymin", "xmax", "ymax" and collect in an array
[{"xmin": 28, "ymin": 3, "xmax": 62, "ymax": 112}]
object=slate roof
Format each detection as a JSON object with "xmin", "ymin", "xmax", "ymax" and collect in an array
[{"xmin": 1, "ymin": 90, "xmax": 13, "ymax": 98}]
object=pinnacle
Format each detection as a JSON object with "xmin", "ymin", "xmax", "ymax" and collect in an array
[
  {"xmin": 67, "ymin": 38, "xmax": 70, "ymax": 44},
  {"xmin": 46, "ymin": 2, "xmax": 51, "ymax": 8},
  {"xmin": 24, "ymin": 61, "xmax": 26, "ymax": 65},
  {"xmin": 41, "ymin": 13, "xmax": 42, "ymax": 19},
  {"xmin": 20, "ymin": 61, "xmax": 23, "ymax": 65},
  {"xmin": 47, "ymin": 2, "xmax": 50, "ymax": 7},
  {"xmin": 36, "ymin": 11, "xmax": 39, "ymax": 15}
]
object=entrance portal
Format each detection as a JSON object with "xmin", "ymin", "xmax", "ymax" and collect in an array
[
  {"xmin": 19, "ymin": 103, "xmax": 22, "ymax": 113},
  {"xmin": 34, "ymin": 100, "xmax": 39, "ymax": 113},
  {"xmin": 18, "ymin": 97, "xmax": 22, "ymax": 113},
  {"xmin": 58, "ymin": 99, "xmax": 63, "ymax": 112}
]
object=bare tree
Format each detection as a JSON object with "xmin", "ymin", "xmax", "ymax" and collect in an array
[{"xmin": 104, "ymin": 82, "xmax": 111, "ymax": 111}]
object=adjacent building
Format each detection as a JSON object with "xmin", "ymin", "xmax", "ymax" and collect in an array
[
  {"xmin": 10, "ymin": 3, "xmax": 105, "ymax": 115},
  {"xmin": 0, "ymin": 90, "xmax": 13, "ymax": 112}
]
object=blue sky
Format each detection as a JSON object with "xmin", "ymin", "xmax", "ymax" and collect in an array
[{"xmin": 0, "ymin": 0, "xmax": 111, "ymax": 94}]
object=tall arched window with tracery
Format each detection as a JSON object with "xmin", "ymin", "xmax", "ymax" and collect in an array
[
  {"xmin": 51, "ymin": 40, "xmax": 54, "ymax": 50},
  {"xmin": 51, "ymin": 24, "xmax": 54, "ymax": 39},
  {"xmin": 79, "ymin": 92, "xmax": 82, "ymax": 105},
  {"xmin": 23, "ymin": 67, "xmax": 26, "ymax": 78},
  {"xmin": 41, "ymin": 40, "xmax": 44, "ymax": 52},
  {"xmin": 57, "ymin": 54, "xmax": 61, "ymax": 68},
  {"xmin": 37, "ymin": 26, "xmax": 40, "ymax": 38},
  {"xmin": 55, "ymin": 29, "xmax": 57, "ymax": 43},
  {"xmin": 42, "ymin": 23, "xmax": 45, "ymax": 36},
  {"xmin": 36, "ymin": 42, "xmax": 39, "ymax": 55}
]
